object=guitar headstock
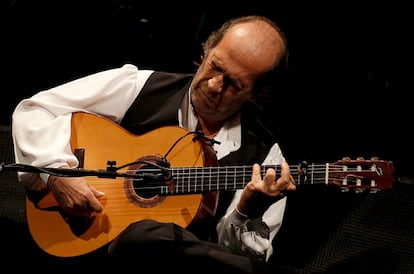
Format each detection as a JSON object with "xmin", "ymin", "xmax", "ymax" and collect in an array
[
  {"xmin": 330, "ymin": 157, "xmax": 395, "ymax": 192},
  {"xmin": 297, "ymin": 157, "xmax": 395, "ymax": 192}
]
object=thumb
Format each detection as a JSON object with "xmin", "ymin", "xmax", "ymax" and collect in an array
[
  {"xmin": 89, "ymin": 186, "xmax": 105, "ymax": 212},
  {"xmin": 90, "ymin": 185, "xmax": 105, "ymax": 198}
]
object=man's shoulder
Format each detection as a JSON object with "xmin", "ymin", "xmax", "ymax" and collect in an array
[{"xmin": 150, "ymin": 71, "xmax": 194, "ymax": 81}]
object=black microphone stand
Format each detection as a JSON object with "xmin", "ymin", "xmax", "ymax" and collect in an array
[{"xmin": 0, "ymin": 162, "xmax": 160, "ymax": 180}]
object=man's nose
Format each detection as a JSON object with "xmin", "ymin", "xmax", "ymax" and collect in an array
[{"xmin": 208, "ymin": 74, "xmax": 224, "ymax": 93}]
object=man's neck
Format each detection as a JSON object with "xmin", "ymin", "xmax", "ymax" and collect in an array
[{"xmin": 196, "ymin": 117, "xmax": 223, "ymax": 139}]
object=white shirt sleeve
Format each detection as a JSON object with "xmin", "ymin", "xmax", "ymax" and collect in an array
[
  {"xmin": 216, "ymin": 143, "xmax": 287, "ymax": 261},
  {"xmin": 12, "ymin": 64, "xmax": 154, "ymax": 190}
]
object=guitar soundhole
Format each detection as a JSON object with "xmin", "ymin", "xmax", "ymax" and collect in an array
[{"xmin": 123, "ymin": 156, "xmax": 167, "ymax": 208}]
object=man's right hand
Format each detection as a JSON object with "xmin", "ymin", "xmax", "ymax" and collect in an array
[{"xmin": 47, "ymin": 175, "xmax": 105, "ymax": 217}]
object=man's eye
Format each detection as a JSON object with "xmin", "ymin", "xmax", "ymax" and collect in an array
[
  {"xmin": 208, "ymin": 61, "xmax": 222, "ymax": 72},
  {"xmin": 230, "ymin": 79, "xmax": 244, "ymax": 92}
]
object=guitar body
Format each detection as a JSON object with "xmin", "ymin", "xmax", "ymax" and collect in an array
[{"xmin": 26, "ymin": 112, "xmax": 218, "ymax": 257}]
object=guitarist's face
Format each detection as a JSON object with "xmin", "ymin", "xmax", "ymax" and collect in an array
[{"xmin": 191, "ymin": 21, "xmax": 285, "ymax": 126}]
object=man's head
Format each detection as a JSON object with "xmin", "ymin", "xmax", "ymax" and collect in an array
[
  {"xmin": 191, "ymin": 15, "xmax": 289, "ymax": 127},
  {"xmin": 202, "ymin": 16, "xmax": 288, "ymax": 73}
]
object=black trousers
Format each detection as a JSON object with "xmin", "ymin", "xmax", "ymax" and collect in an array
[{"xmin": 106, "ymin": 219, "xmax": 269, "ymax": 274}]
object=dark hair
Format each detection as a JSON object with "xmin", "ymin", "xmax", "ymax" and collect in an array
[{"xmin": 200, "ymin": 15, "xmax": 290, "ymax": 110}]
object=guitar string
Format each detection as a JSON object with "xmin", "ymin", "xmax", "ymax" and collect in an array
[{"xmin": 82, "ymin": 164, "xmax": 379, "ymax": 193}]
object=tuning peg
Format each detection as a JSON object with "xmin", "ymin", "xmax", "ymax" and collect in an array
[
  {"xmin": 357, "ymin": 157, "xmax": 364, "ymax": 160},
  {"xmin": 371, "ymin": 156, "xmax": 379, "ymax": 160},
  {"xmin": 342, "ymin": 156, "xmax": 351, "ymax": 160}
]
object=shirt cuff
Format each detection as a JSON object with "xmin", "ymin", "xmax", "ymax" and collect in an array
[{"xmin": 232, "ymin": 208, "xmax": 263, "ymax": 224}]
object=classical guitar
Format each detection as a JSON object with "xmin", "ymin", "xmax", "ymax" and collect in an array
[{"xmin": 24, "ymin": 112, "xmax": 395, "ymax": 258}]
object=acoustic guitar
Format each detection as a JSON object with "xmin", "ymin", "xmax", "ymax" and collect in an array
[{"xmin": 25, "ymin": 112, "xmax": 395, "ymax": 257}]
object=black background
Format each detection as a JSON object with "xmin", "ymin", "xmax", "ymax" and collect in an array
[{"xmin": 1, "ymin": 0, "xmax": 413, "ymax": 178}]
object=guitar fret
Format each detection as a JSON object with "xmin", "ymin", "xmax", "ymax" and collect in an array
[
  {"xmin": 216, "ymin": 167, "xmax": 220, "ymax": 190},
  {"xmin": 224, "ymin": 166, "xmax": 229, "ymax": 190},
  {"xmin": 193, "ymin": 167, "xmax": 197, "ymax": 192},
  {"xmin": 233, "ymin": 167, "xmax": 236, "ymax": 189},
  {"xmin": 241, "ymin": 166, "xmax": 245, "ymax": 189},
  {"xmin": 209, "ymin": 166, "xmax": 212, "ymax": 191},
  {"xmin": 310, "ymin": 162, "xmax": 314, "ymax": 184},
  {"xmin": 193, "ymin": 167, "xmax": 197, "ymax": 193},
  {"xmin": 200, "ymin": 166, "xmax": 204, "ymax": 192}
]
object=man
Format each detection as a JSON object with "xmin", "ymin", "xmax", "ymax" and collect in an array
[{"xmin": 12, "ymin": 15, "xmax": 296, "ymax": 273}]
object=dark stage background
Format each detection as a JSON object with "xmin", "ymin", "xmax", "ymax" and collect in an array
[
  {"xmin": 1, "ymin": 1, "xmax": 414, "ymax": 273},
  {"xmin": 1, "ymin": 1, "xmax": 413, "ymax": 178}
]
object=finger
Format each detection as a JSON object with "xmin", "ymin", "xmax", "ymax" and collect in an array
[
  {"xmin": 84, "ymin": 187, "xmax": 103, "ymax": 213},
  {"xmin": 279, "ymin": 161, "xmax": 291, "ymax": 176},
  {"xmin": 279, "ymin": 162, "xmax": 297, "ymax": 192},
  {"xmin": 264, "ymin": 168, "xmax": 276, "ymax": 185},
  {"xmin": 278, "ymin": 162, "xmax": 291, "ymax": 182},
  {"xmin": 287, "ymin": 175, "xmax": 297, "ymax": 191},
  {"xmin": 87, "ymin": 197, "xmax": 103, "ymax": 213},
  {"xmin": 90, "ymin": 185, "xmax": 105, "ymax": 198},
  {"xmin": 251, "ymin": 163, "xmax": 262, "ymax": 182}
]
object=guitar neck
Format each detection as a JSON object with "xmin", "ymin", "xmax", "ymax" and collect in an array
[{"xmin": 154, "ymin": 160, "xmax": 393, "ymax": 194}]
